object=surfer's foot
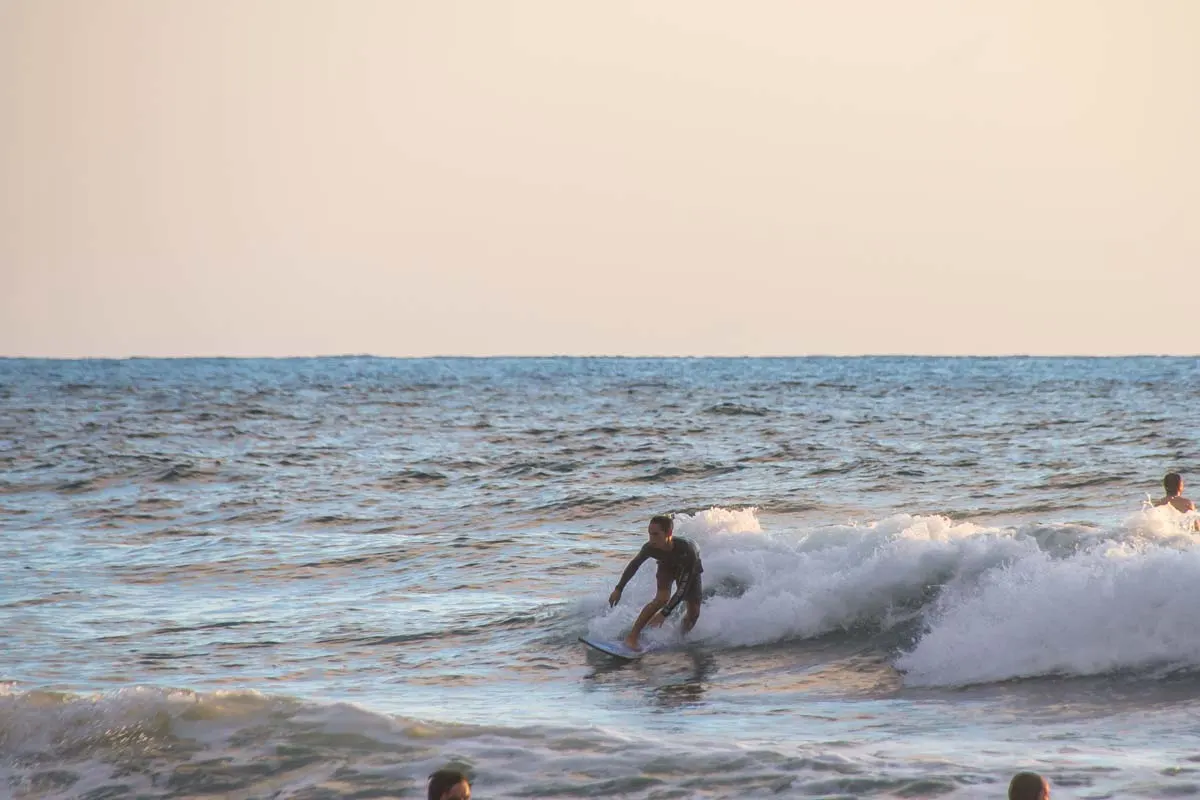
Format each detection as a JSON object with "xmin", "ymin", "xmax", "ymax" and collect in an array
[{"xmin": 624, "ymin": 635, "xmax": 641, "ymax": 651}]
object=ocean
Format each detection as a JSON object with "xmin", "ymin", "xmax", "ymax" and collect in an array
[{"xmin": 2, "ymin": 356, "xmax": 1199, "ymax": 799}]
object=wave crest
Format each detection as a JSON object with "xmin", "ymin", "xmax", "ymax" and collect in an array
[{"xmin": 593, "ymin": 505, "xmax": 1200, "ymax": 685}]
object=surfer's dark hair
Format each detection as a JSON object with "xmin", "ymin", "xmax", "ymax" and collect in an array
[
  {"xmin": 428, "ymin": 769, "xmax": 468, "ymax": 800},
  {"xmin": 1007, "ymin": 772, "xmax": 1047, "ymax": 800},
  {"xmin": 1165, "ymin": 472, "xmax": 1183, "ymax": 496},
  {"xmin": 649, "ymin": 514, "xmax": 673, "ymax": 533}
]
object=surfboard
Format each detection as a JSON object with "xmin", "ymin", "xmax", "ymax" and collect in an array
[{"xmin": 578, "ymin": 635, "xmax": 647, "ymax": 660}]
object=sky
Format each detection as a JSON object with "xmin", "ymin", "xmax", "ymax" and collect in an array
[{"xmin": 2, "ymin": 1, "xmax": 1198, "ymax": 357}]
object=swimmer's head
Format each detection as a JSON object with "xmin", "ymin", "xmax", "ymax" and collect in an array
[
  {"xmin": 427, "ymin": 770, "xmax": 470, "ymax": 800},
  {"xmin": 1008, "ymin": 771, "xmax": 1049, "ymax": 800},
  {"xmin": 1165, "ymin": 472, "xmax": 1183, "ymax": 497}
]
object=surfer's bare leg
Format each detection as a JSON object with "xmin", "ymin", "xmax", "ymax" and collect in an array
[{"xmin": 625, "ymin": 590, "xmax": 668, "ymax": 649}]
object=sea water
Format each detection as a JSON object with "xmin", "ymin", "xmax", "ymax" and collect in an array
[{"xmin": 2, "ymin": 357, "xmax": 1199, "ymax": 798}]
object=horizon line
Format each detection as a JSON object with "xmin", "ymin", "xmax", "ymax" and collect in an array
[{"xmin": 3, "ymin": 353, "xmax": 1199, "ymax": 361}]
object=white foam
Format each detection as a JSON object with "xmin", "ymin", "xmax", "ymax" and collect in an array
[
  {"xmin": 691, "ymin": 512, "xmax": 1039, "ymax": 647},
  {"xmin": 592, "ymin": 506, "xmax": 1200, "ymax": 684},
  {"xmin": 899, "ymin": 513, "xmax": 1200, "ymax": 686}
]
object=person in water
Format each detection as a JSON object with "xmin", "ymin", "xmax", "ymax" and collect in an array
[
  {"xmin": 608, "ymin": 514, "xmax": 703, "ymax": 650},
  {"xmin": 1154, "ymin": 472, "xmax": 1196, "ymax": 513},
  {"xmin": 427, "ymin": 769, "xmax": 470, "ymax": 800},
  {"xmin": 1008, "ymin": 771, "xmax": 1050, "ymax": 800}
]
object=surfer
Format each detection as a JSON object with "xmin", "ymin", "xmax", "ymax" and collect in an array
[
  {"xmin": 1153, "ymin": 472, "xmax": 1196, "ymax": 513},
  {"xmin": 608, "ymin": 514, "xmax": 703, "ymax": 651}
]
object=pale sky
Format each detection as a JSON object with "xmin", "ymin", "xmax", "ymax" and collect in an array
[{"xmin": 2, "ymin": 1, "xmax": 1198, "ymax": 357}]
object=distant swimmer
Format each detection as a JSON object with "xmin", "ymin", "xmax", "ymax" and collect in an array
[
  {"xmin": 1154, "ymin": 472, "xmax": 1196, "ymax": 513},
  {"xmin": 1008, "ymin": 771, "xmax": 1050, "ymax": 800},
  {"xmin": 608, "ymin": 514, "xmax": 703, "ymax": 651},
  {"xmin": 1152, "ymin": 472, "xmax": 1199, "ymax": 530}
]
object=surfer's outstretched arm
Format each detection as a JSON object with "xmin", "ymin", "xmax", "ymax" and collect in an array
[{"xmin": 609, "ymin": 546, "xmax": 651, "ymax": 606}]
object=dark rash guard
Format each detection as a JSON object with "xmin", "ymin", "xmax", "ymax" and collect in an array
[{"xmin": 614, "ymin": 536, "xmax": 703, "ymax": 617}]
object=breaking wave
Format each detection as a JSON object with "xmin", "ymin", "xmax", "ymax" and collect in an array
[{"xmin": 589, "ymin": 506, "xmax": 1200, "ymax": 687}]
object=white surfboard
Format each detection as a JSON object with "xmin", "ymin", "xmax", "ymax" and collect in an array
[{"xmin": 578, "ymin": 635, "xmax": 649, "ymax": 660}]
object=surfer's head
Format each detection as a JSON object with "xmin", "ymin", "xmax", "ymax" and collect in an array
[
  {"xmin": 427, "ymin": 769, "xmax": 470, "ymax": 800},
  {"xmin": 1165, "ymin": 472, "xmax": 1183, "ymax": 497},
  {"xmin": 1008, "ymin": 771, "xmax": 1049, "ymax": 800},
  {"xmin": 648, "ymin": 514, "xmax": 673, "ymax": 549}
]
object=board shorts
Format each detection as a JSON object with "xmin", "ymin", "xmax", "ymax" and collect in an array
[{"xmin": 656, "ymin": 562, "xmax": 703, "ymax": 606}]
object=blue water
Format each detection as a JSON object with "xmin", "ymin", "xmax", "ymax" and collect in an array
[{"xmin": 3, "ymin": 357, "xmax": 1200, "ymax": 799}]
